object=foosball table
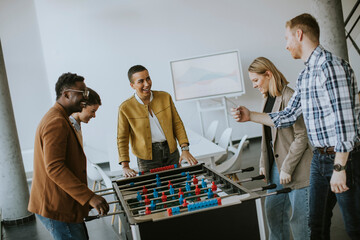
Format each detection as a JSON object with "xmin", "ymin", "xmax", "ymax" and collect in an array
[{"xmin": 89, "ymin": 163, "xmax": 290, "ymax": 240}]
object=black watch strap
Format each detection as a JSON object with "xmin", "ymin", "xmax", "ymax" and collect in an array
[{"xmin": 333, "ymin": 163, "xmax": 346, "ymax": 172}]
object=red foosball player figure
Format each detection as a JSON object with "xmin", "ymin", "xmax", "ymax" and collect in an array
[
  {"xmin": 144, "ymin": 195, "xmax": 150, "ymax": 205},
  {"xmin": 161, "ymin": 192, "xmax": 167, "ymax": 208},
  {"xmin": 193, "ymin": 175, "xmax": 198, "ymax": 185},
  {"xmin": 211, "ymin": 181, "xmax": 217, "ymax": 192},
  {"xmin": 182, "ymin": 199, "xmax": 188, "ymax": 207},
  {"xmin": 195, "ymin": 184, "xmax": 201, "ymax": 201},
  {"xmin": 142, "ymin": 186, "xmax": 148, "ymax": 194},
  {"xmin": 145, "ymin": 207, "xmax": 151, "ymax": 215},
  {"xmin": 178, "ymin": 188, "xmax": 184, "ymax": 197}
]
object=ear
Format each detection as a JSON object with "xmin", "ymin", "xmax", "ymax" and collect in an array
[
  {"xmin": 296, "ymin": 29, "xmax": 303, "ymax": 41},
  {"xmin": 63, "ymin": 90, "xmax": 70, "ymax": 99},
  {"xmin": 130, "ymin": 82, "xmax": 135, "ymax": 89},
  {"xmin": 265, "ymin": 70, "xmax": 273, "ymax": 79}
]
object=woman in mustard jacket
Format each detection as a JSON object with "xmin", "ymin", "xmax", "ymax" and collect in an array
[{"xmin": 117, "ymin": 65, "xmax": 197, "ymax": 177}]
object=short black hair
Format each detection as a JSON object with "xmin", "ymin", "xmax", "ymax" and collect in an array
[
  {"xmin": 127, "ymin": 65, "xmax": 147, "ymax": 82},
  {"xmin": 55, "ymin": 73, "xmax": 85, "ymax": 100},
  {"xmin": 86, "ymin": 87, "xmax": 102, "ymax": 106}
]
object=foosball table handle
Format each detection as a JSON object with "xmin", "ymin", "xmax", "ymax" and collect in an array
[
  {"xmin": 251, "ymin": 175, "xmax": 265, "ymax": 181},
  {"xmin": 261, "ymin": 184, "xmax": 277, "ymax": 191},
  {"xmin": 276, "ymin": 188, "xmax": 292, "ymax": 194}
]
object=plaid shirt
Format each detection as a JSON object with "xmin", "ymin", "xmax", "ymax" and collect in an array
[{"xmin": 269, "ymin": 45, "xmax": 360, "ymax": 152}]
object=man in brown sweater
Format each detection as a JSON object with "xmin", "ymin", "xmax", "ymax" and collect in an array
[{"xmin": 28, "ymin": 73, "xmax": 109, "ymax": 239}]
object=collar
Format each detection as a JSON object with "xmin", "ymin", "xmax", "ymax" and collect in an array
[
  {"xmin": 134, "ymin": 91, "xmax": 153, "ymax": 105},
  {"xmin": 305, "ymin": 44, "xmax": 323, "ymax": 67},
  {"xmin": 69, "ymin": 115, "xmax": 81, "ymax": 131}
]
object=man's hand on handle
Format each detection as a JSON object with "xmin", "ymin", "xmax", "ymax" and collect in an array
[{"xmin": 89, "ymin": 194, "xmax": 109, "ymax": 216}]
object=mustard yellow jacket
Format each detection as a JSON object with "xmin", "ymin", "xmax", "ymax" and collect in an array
[{"xmin": 117, "ymin": 91, "xmax": 189, "ymax": 163}]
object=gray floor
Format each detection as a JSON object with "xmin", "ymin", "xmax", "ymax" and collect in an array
[{"xmin": 2, "ymin": 138, "xmax": 350, "ymax": 240}]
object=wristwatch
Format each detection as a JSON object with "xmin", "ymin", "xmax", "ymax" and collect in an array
[
  {"xmin": 333, "ymin": 163, "xmax": 346, "ymax": 172},
  {"xmin": 181, "ymin": 146, "xmax": 189, "ymax": 151}
]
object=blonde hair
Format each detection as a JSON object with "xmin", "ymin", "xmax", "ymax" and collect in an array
[{"xmin": 248, "ymin": 57, "xmax": 288, "ymax": 97}]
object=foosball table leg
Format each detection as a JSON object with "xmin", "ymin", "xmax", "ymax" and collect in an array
[
  {"xmin": 256, "ymin": 198, "xmax": 266, "ymax": 240},
  {"xmin": 118, "ymin": 217, "xmax": 122, "ymax": 234},
  {"xmin": 111, "ymin": 204, "xmax": 116, "ymax": 225},
  {"xmin": 131, "ymin": 224, "xmax": 141, "ymax": 240}
]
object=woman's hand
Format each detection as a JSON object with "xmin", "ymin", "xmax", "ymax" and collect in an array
[
  {"xmin": 259, "ymin": 167, "xmax": 266, "ymax": 182},
  {"xmin": 279, "ymin": 170, "xmax": 291, "ymax": 184}
]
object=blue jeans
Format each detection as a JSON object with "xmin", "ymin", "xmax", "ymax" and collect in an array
[
  {"xmin": 36, "ymin": 214, "xmax": 89, "ymax": 240},
  {"xmin": 309, "ymin": 148, "xmax": 360, "ymax": 240},
  {"xmin": 265, "ymin": 163, "xmax": 310, "ymax": 240}
]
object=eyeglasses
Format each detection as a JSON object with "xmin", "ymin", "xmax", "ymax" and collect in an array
[{"xmin": 63, "ymin": 88, "xmax": 89, "ymax": 99}]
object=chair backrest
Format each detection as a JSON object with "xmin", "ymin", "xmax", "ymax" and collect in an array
[
  {"xmin": 217, "ymin": 128, "xmax": 233, "ymax": 150},
  {"xmin": 91, "ymin": 163, "xmax": 113, "ymax": 189},
  {"xmin": 87, "ymin": 159, "xmax": 103, "ymax": 182},
  {"xmin": 205, "ymin": 120, "xmax": 219, "ymax": 142},
  {"xmin": 106, "ymin": 132, "xmax": 139, "ymax": 172},
  {"xmin": 214, "ymin": 135, "xmax": 248, "ymax": 173}
]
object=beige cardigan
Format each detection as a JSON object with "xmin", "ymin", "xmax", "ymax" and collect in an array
[
  {"xmin": 260, "ymin": 86, "xmax": 312, "ymax": 189},
  {"xmin": 117, "ymin": 91, "xmax": 189, "ymax": 163}
]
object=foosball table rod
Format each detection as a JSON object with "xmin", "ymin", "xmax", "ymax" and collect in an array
[
  {"xmin": 127, "ymin": 181, "xmax": 222, "ymax": 206},
  {"xmin": 120, "ymin": 170, "xmax": 205, "ymax": 194},
  {"xmin": 129, "ymin": 187, "xmax": 224, "ymax": 211},
  {"xmin": 130, "ymin": 183, "xmax": 278, "ymax": 213},
  {"xmin": 118, "ymin": 169, "xmax": 205, "ymax": 190},
  {"xmin": 236, "ymin": 174, "xmax": 265, "ymax": 184},
  {"xmin": 222, "ymin": 166, "xmax": 255, "ymax": 175},
  {"xmin": 121, "ymin": 171, "xmax": 215, "ymax": 196},
  {"xmin": 163, "ymin": 186, "xmax": 291, "ymax": 217},
  {"xmin": 84, "ymin": 211, "xmax": 125, "ymax": 222},
  {"xmin": 129, "ymin": 172, "xmax": 267, "ymax": 203}
]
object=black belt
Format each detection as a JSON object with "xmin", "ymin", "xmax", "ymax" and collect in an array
[
  {"xmin": 152, "ymin": 141, "xmax": 168, "ymax": 147},
  {"xmin": 316, "ymin": 143, "xmax": 360, "ymax": 155}
]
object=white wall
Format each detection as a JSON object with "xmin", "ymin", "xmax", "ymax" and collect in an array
[
  {"xmin": 32, "ymin": 0, "xmax": 312, "ymax": 150},
  {"xmin": 0, "ymin": 0, "xmax": 51, "ymax": 172},
  {"xmin": 0, "ymin": 0, "xmax": 358, "ymax": 166}
]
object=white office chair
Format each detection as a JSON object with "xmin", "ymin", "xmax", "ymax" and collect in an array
[
  {"xmin": 214, "ymin": 135, "xmax": 248, "ymax": 174},
  {"xmin": 215, "ymin": 128, "xmax": 233, "ymax": 165},
  {"xmin": 87, "ymin": 159, "xmax": 104, "ymax": 191},
  {"xmin": 205, "ymin": 120, "xmax": 219, "ymax": 142},
  {"xmin": 91, "ymin": 162, "xmax": 123, "ymax": 234}
]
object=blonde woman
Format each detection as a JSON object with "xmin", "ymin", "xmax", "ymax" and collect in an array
[{"xmin": 246, "ymin": 57, "xmax": 312, "ymax": 240}]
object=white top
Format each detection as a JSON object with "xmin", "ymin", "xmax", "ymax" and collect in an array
[{"xmin": 134, "ymin": 91, "xmax": 166, "ymax": 143}]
